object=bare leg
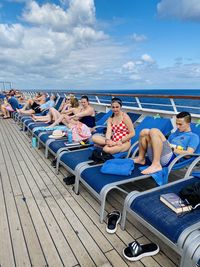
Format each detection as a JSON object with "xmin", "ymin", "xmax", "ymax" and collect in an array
[
  {"xmin": 133, "ymin": 129, "xmax": 150, "ymax": 165},
  {"xmin": 19, "ymin": 109, "xmax": 35, "ymax": 115},
  {"xmin": 46, "ymin": 113, "xmax": 65, "ymax": 128},
  {"xmin": 141, "ymin": 128, "xmax": 166, "ymax": 175},
  {"xmin": 103, "ymin": 142, "xmax": 130, "ymax": 154},
  {"xmin": 20, "ymin": 99, "xmax": 33, "ymax": 111},
  {"xmin": 32, "ymin": 114, "xmax": 50, "ymax": 122},
  {"xmin": 1, "ymin": 105, "xmax": 10, "ymax": 117},
  {"xmin": 50, "ymin": 108, "xmax": 61, "ymax": 121},
  {"xmin": 92, "ymin": 135, "xmax": 106, "ymax": 146}
]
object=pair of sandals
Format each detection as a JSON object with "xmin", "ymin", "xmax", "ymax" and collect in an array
[{"xmin": 106, "ymin": 211, "xmax": 159, "ymax": 261}]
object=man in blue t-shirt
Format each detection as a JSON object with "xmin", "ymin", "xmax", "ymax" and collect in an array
[
  {"xmin": 0, "ymin": 94, "xmax": 20, "ymax": 118},
  {"xmin": 133, "ymin": 111, "xmax": 199, "ymax": 175}
]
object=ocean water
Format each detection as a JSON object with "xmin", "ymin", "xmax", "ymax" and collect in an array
[{"xmin": 31, "ymin": 88, "xmax": 200, "ymax": 114}]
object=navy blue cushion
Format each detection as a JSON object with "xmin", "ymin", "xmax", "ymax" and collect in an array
[
  {"xmin": 131, "ymin": 177, "xmax": 200, "ymax": 243},
  {"xmin": 60, "ymin": 149, "xmax": 94, "ymax": 170},
  {"xmin": 24, "ymin": 119, "xmax": 34, "ymax": 126},
  {"xmin": 39, "ymin": 133, "xmax": 52, "ymax": 143},
  {"xmin": 49, "ymin": 140, "xmax": 68, "ymax": 153},
  {"xmin": 81, "ymin": 164, "xmax": 142, "ymax": 194}
]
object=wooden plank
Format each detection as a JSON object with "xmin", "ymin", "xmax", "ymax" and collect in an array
[
  {"xmin": 6, "ymin": 121, "xmax": 98, "ymax": 267},
  {"xmin": 6, "ymin": 129, "xmax": 76, "ymax": 267},
  {"xmin": 0, "ymin": 170, "xmax": 15, "ymax": 267},
  {"xmin": 0, "ymin": 122, "xmax": 31, "ymax": 267},
  {"xmin": 0, "ymin": 118, "xmax": 180, "ymax": 267},
  {"xmin": 7, "ymin": 122, "xmax": 114, "ymax": 266}
]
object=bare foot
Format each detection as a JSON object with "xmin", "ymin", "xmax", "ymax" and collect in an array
[
  {"xmin": 31, "ymin": 115, "xmax": 37, "ymax": 121},
  {"xmin": 141, "ymin": 164, "xmax": 162, "ymax": 175},
  {"xmin": 133, "ymin": 157, "xmax": 146, "ymax": 165}
]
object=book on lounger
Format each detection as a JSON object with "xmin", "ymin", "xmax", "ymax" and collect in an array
[{"xmin": 160, "ymin": 193, "xmax": 192, "ymax": 214}]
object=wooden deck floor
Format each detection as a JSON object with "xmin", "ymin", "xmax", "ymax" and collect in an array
[{"xmin": 0, "ymin": 118, "xmax": 182, "ymax": 267}]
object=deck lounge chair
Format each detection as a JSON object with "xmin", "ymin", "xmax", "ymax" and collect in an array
[
  {"xmin": 42, "ymin": 111, "xmax": 141, "ymax": 159},
  {"xmin": 72, "ymin": 121, "xmax": 200, "ymax": 223},
  {"xmin": 120, "ymin": 158, "xmax": 200, "ymax": 267},
  {"xmin": 55, "ymin": 116, "xmax": 173, "ymax": 209},
  {"xmin": 38, "ymin": 109, "xmax": 115, "ymax": 158},
  {"xmin": 55, "ymin": 115, "xmax": 172, "ymax": 172},
  {"xmin": 20, "ymin": 96, "xmax": 65, "ymax": 131}
]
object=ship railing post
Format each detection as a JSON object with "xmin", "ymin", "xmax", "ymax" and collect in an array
[
  {"xmin": 95, "ymin": 96, "xmax": 100, "ymax": 104},
  {"xmin": 135, "ymin": 97, "xmax": 142, "ymax": 109},
  {"xmin": 170, "ymin": 98, "xmax": 178, "ymax": 113}
]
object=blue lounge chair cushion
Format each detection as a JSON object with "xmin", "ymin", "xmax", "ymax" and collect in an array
[
  {"xmin": 60, "ymin": 148, "xmax": 94, "ymax": 170},
  {"xmin": 81, "ymin": 164, "xmax": 142, "ymax": 194},
  {"xmin": 101, "ymin": 158, "xmax": 134, "ymax": 176},
  {"xmin": 130, "ymin": 177, "xmax": 200, "ymax": 243}
]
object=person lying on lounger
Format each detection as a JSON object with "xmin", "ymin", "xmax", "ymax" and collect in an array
[
  {"xmin": 133, "ymin": 111, "xmax": 199, "ymax": 175},
  {"xmin": 92, "ymin": 97, "xmax": 135, "ymax": 154},
  {"xmin": 16, "ymin": 92, "xmax": 47, "ymax": 115},
  {"xmin": 0, "ymin": 93, "xmax": 20, "ymax": 118}
]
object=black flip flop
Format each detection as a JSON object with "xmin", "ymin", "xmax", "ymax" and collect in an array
[
  {"xmin": 106, "ymin": 210, "xmax": 121, "ymax": 234},
  {"xmin": 123, "ymin": 241, "xmax": 159, "ymax": 261},
  {"xmin": 63, "ymin": 175, "xmax": 75, "ymax": 185}
]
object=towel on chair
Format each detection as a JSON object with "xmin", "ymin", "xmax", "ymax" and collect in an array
[
  {"xmin": 101, "ymin": 158, "xmax": 134, "ymax": 176},
  {"xmin": 33, "ymin": 125, "xmax": 67, "ymax": 132},
  {"xmin": 139, "ymin": 166, "xmax": 169, "ymax": 186}
]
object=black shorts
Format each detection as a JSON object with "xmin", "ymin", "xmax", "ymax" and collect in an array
[{"xmin": 31, "ymin": 102, "xmax": 41, "ymax": 113}]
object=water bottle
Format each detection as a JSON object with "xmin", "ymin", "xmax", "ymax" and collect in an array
[
  {"xmin": 68, "ymin": 129, "xmax": 73, "ymax": 143},
  {"xmin": 32, "ymin": 137, "xmax": 37, "ymax": 148}
]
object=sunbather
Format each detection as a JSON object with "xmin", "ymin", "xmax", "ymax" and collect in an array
[
  {"xmin": 16, "ymin": 92, "xmax": 46, "ymax": 115},
  {"xmin": 133, "ymin": 111, "xmax": 199, "ymax": 175},
  {"xmin": 70, "ymin": 95, "xmax": 96, "ymax": 128},
  {"xmin": 0, "ymin": 93, "xmax": 20, "ymax": 118},
  {"xmin": 92, "ymin": 97, "xmax": 135, "ymax": 154},
  {"xmin": 45, "ymin": 97, "xmax": 81, "ymax": 127}
]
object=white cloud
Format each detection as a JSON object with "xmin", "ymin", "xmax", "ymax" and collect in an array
[
  {"xmin": 131, "ymin": 33, "xmax": 147, "ymax": 42},
  {"xmin": 0, "ymin": 0, "xmax": 200, "ymax": 90},
  {"xmin": 157, "ymin": 0, "xmax": 200, "ymax": 21},
  {"xmin": 0, "ymin": 0, "xmax": 111, "ymax": 89},
  {"xmin": 22, "ymin": 0, "xmax": 96, "ymax": 31},
  {"xmin": 141, "ymin": 54, "xmax": 155, "ymax": 64},
  {"xmin": 122, "ymin": 61, "xmax": 136, "ymax": 72},
  {"xmin": 0, "ymin": 24, "xmax": 24, "ymax": 47}
]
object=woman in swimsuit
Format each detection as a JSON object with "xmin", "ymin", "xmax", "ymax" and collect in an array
[
  {"xmin": 70, "ymin": 95, "xmax": 96, "ymax": 128},
  {"xmin": 92, "ymin": 97, "xmax": 135, "ymax": 154}
]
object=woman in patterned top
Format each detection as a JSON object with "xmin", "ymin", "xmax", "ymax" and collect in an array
[{"xmin": 92, "ymin": 97, "xmax": 135, "ymax": 154}]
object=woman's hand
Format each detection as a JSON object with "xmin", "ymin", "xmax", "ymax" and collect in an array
[
  {"xmin": 106, "ymin": 139, "xmax": 115, "ymax": 147},
  {"xmin": 116, "ymin": 140, "xmax": 123, "ymax": 146}
]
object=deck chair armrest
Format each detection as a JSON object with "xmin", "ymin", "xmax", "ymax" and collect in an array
[
  {"xmin": 184, "ymin": 156, "xmax": 200, "ymax": 178},
  {"xmin": 93, "ymin": 125, "xmax": 107, "ymax": 129},
  {"xmin": 92, "ymin": 125, "xmax": 107, "ymax": 132},
  {"xmin": 168, "ymin": 153, "xmax": 200, "ymax": 173},
  {"xmin": 127, "ymin": 141, "xmax": 139, "ymax": 158}
]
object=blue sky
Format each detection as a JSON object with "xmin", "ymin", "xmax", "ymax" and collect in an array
[{"xmin": 0, "ymin": 0, "xmax": 200, "ymax": 90}]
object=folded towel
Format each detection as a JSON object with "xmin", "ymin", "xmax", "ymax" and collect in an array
[
  {"xmin": 33, "ymin": 125, "xmax": 67, "ymax": 132},
  {"xmin": 101, "ymin": 158, "xmax": 134, "ymax": 176},
  {"xmin": 139, "ymin": 166, "xmax": 169, "ymax": 186}
]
